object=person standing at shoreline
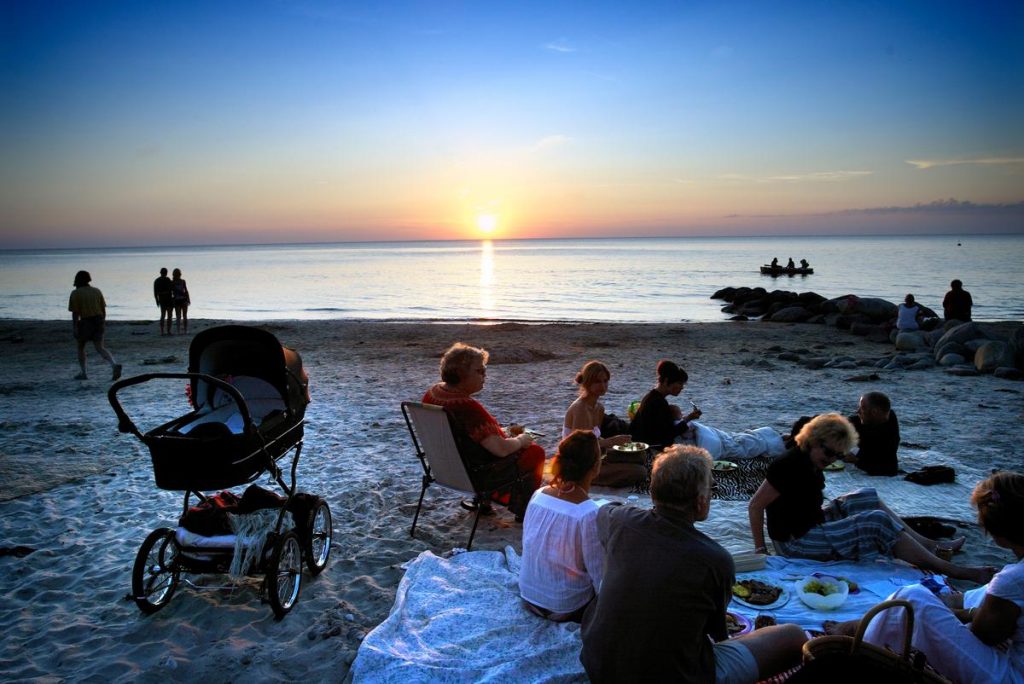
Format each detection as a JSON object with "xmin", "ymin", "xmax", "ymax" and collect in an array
[
  {"xmin": 68, "ymin": 270, "xmax": 121, "ymax": 381},
  {"xmin": 171, "ymin": 268, "xmax": 191, "ymax": 334},
  {"xmin": 943, "ymin": 279, "xmax": 973, "ymax": 322},
  {"xmin": 153, "ymin": 268, "xmax": 173, "ymax": 335}
]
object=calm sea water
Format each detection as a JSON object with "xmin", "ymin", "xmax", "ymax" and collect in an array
[{"xmin": 1, "ymin": 235, "xmax": 1022, "ymax": 323}]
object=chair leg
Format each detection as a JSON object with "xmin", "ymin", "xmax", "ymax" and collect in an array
[
  {"xmin": 410, "ymin": 477, "xmax": 429, "ymax": 538},
  {"xmin": 466, "ymin": 504, "xmax": 484, "ymax": 550}
]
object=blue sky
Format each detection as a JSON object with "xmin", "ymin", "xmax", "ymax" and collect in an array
[{"xmin": 1, "ymin": 0, "xmax": 1022, "ymax": 247}]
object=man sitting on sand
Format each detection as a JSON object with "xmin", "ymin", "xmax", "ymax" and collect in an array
[
  {"xmin": 580, "ymin": 445, "xmax": 806, "ymax": 684},
  {"xmin": 846, "ymin": 391, "xmax": 899, "ymax": 476}
]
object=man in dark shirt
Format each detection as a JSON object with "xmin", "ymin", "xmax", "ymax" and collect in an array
[
  {"xmin": 580, "ymin": 445, "xmax": 805, "ymax": 684},
  {"xmin": 153, "ymin": 267, "xmax": 174, "ymax": 335},
  {"xmin": 847, "ymin": 392, "xmax": 899, "ymax": 476},
  {"xmin": 942, "ymin": 279, "xmax": 973, "ymax": 322}
]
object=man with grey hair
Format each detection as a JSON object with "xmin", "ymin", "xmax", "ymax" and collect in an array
[
  {"xmin": 847, "ymin": 391, "xmax": 899, "ymax": 476},
  {"xmin": 580, "ymin": 445, "xmax": 805, "ymax": 684}
]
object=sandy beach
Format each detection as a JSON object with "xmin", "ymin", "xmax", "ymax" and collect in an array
[{"xmin": 1, "ymin": 317, "xmax": 1022, "ymax": 682}]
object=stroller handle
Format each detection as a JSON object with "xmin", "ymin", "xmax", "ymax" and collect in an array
[{"xmin": 108, "ymin": 372, "xmax": 255, "ymax": 439}]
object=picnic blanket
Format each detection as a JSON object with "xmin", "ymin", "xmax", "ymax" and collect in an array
[{"xmin": 351, "ymin": 548, "xmax": 937, "ymax": 683}]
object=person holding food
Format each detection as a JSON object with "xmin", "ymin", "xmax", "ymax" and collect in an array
[
  {"xmin": 423, "ymin": 342, "xmax": 545, "ymax": 520},
  {"xmin": 519, "ymin": 430, "xmax": 607, "ymax": 623},
  {"xmin": 629, "ymin": 360, "xmax": 701, "ymax": 447},
  {"xmin": 830, "ymin": 471, "xmax": 1024, "ymax": 684},
  {"xmin": 580, "ymin": 445, "xmax": 807, "ymax": 684},
  {"xmin": 564, "ymin": 360, "xmax": 646, "ymax": 487},
  {"xmin": 747, "ymin": 413, "xmax": 994, "ymax": 584}
]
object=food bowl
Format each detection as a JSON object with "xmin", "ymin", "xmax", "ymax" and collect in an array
[
  {"xmin": 795, "ymin": 574, "xmax": 850, "ymax": 611},
  {"xmin": 612, "ymin": 441, "xmax": 648, "ymax": 453}
]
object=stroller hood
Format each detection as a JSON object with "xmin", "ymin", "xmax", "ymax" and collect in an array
[{"xmin": 188, "ymin": 325, "xmax": 309, "ymax": 419}]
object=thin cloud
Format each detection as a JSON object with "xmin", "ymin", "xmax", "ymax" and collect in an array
[
  {"xmin": 545, "ymin": 39, "xmax": 576, "ymax": 53},
  {"xmin": 532, "ymin": 134, "xmax": 571, "ymax": 152},
  {"xmin": 906, "ymin": 157, "xmax": 1024, "ymax": 170},
  {"xmin": 717, "ymin": 170, "xmax": 872, "ymax": 184},
  {"xmin": 725, "ymin": 198, "xmax": 1024, "ymax": 219}
]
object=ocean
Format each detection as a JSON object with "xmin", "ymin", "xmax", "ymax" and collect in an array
[{"xmin": 1, "ymin": 235, "xmax": 1022, "ymax": 323}]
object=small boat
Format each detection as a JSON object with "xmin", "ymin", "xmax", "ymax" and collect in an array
[{"xmin": 760, "ymin": 265, "xmax": 814, "ymax": 276}]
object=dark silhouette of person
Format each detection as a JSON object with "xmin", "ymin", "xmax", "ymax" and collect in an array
[
  {"xmin": 771, "ymin": 257, "xmax": 779, "ymax": 268},
  {"xmin": 800, "ymin": 259, "xmax": 809, "ymax": 269},
  {"xmin": 942, "ymin": 279, "xmax": 973, "ymax": 322},
  {"xmin": 786, "ymin": 257, "xmax": 795, "ymax": 269},
  {"xmin": 154, "ymin": 268, "xmax": 173, "ymax": 335}
]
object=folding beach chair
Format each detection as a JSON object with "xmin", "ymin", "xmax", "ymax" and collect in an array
[{"xmin": 401, "ymin": 401, "xmax": 526, "ymax": 550}]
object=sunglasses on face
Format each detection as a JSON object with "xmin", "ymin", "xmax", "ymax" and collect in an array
[{"xmin": 821, "ymin": 445, "xmax": 846, "ymax": 461}]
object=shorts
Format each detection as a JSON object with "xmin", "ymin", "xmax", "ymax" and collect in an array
[
  {"xmin": 776, "ymin": 488, "xmax": 903, "ymax": 561},
  {"xmin": 76, "ymin": 315, "xmax": 105, "ymax": 342},
  {"xmin": 714, "ymin": 639, "xmax": 759, "ymax": 684}
]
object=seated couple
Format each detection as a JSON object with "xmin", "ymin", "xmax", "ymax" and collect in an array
[
  {"xmin": 627, "ymin": 360, "xmax": 787, "ymax": 460},
  {"xmin": 788, "ymin": 391, "xmax": 900, "ymax": 476},
  {"xmin": 422, "ymin": 343, "xmax": 545, "ymax": 520},
  {"xmin": 827, "ymin": 471, "xmax": 1024, "ymax": 684},
  {"xmin": 519, "ymin": 432, "xmax": 805, "ymax": 683},
  {"xmin": 749, "ymin": 413, "xmax": 993, "ymax": 584}
]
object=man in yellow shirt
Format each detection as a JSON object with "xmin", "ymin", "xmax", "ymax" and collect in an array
[{"xmin": 68, "ymin": 270, "xmax": 121, "ymax": 381}]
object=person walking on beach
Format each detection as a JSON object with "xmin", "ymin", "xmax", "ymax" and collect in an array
[
  {"xmin": 68, "ymin": 270, "xmax": 121, "ymax": 381},
  {"xmin": 153, "ymin": 268, "xmax": 173, "ymax": 335},
  {"xmin": 171, "ymin": 268, "xmax": 191, "ymax": 334},
  {"xmin": 943, "ymin": 279, "xmax": 973, "ymax": 322}
]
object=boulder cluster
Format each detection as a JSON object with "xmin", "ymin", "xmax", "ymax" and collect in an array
[{"xmin": 710, "ymin": 287, "xmax": 1024, "ymax": 380}]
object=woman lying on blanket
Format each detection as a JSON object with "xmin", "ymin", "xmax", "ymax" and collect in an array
[
  {"xmin": 747, "ymin": 413, "xmax": 994, "ymax": 584},
  {"xmin": 520, "ymin": 430, "xmax": 605, "ymax": 623},
  {"xmin": 423, "ymin": 342, "xmax": 545, "ymax": 520},
  {"xmin": 629, "ymin": 360, "xmax": 786, "ymax": 460},
  {"xmin": 830, "ymin": 471, "xmax": 1024, "ymax": 684},
  {"xmin": 563, "ymin": 361, "xmax": 646, "ymax": 487}
]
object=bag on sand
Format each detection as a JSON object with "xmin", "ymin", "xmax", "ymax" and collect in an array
[
  {"xmin": 904, "ymin": 466, "xmax": 955, "ymax": 486},
  {"xmin": 788, "ymin": 600, "xmax": 951, "ymax": 684}
]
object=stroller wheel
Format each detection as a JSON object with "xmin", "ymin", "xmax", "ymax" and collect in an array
[
  {"xmin": 304, "ymin": 499, "xmax": 332, "ymax": 576},
  {"xmin": 267, "ymin": 530, "xmax": 302, "ymax": 619},
  {"xmin": 132, "ymin": 528, "xmax": 179, "ymax": 614}
]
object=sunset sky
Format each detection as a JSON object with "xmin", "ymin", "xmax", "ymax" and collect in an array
[{"xmin": 2, "ymin": 1, "xmax": 1022, "ymax": 248}]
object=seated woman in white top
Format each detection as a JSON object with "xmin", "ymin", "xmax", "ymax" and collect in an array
[
  {"xmin": 563, "ymin": 361, "xmax": 646, "ymax": 487},
  {"xmin": 520, "ymin": 430, "xmax": 606, "ymax": 623},
  {"xmin": 859, "ymin": 470, "xmax": 1024, "ymax": 684},
  {"xmin": 896, "ymin": 293, "xmax": 922, "ymax": 331}
]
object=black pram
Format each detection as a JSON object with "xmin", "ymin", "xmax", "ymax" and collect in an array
[{"xmin": 109, "ymin": 325, "xmax": 331, "ymax": 618}]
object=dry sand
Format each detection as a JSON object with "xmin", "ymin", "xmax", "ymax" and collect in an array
[{"xmin": 1, "ymin": 318, "xmax": 1021, "ymax": 682}]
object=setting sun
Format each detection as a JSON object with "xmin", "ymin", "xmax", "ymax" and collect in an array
[{"xmin": 476, "ymin": 213, "xmax": 498, "ymax": 235}]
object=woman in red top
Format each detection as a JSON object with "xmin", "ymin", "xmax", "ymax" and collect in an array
[{"xmin": 423, "ymin": 342, "xmax": 545, "ymax": 520}]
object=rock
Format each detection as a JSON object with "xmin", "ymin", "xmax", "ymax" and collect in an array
[
  {"xmin": 844, "ymin": 372, "xmax": 881, "ymax": 382},
  {"xmin": 946, "ymin": 366, "xmax": 979, "ymax": 377},
  {"xmin": 895, "ymin": 332, "xmax": 927, "ymax": 351},
  {"xmin": 796, "ymin": 291, "xmax": 827, "ymax": 308},
  {"xmin": 939, "ymin": 353, "xmax": 967, "ymax": 366},
  {"xmin": 801, "ymin": 357, "xmax": 829, "ymax": 369},
  {"xmin": 849, "ymin": 322, "xmax": 878, "ymax": 336},
  {"xmin": 975, "ymin": 341, "xmax": 1013, "ymax": 373},
  {"xmin": 829, "ymin": 360, "xmax": 858, "ymax": 369},
  {"xmin": 857, "ymin": 297, "xmax": 899, "ymax": 321},
  {"xmin": 856, "ymin": 359, "xmax": 879, "ymax": 367},
  {"xmin": 933, "ymin": 322, "xmax": 991, "ymax": 357},
  {"xmin": 721, "ymin": 304, "xmax": 739, "ymax": 314},
  {"xmin": 906, "ymin": 358, "xmax": 935, "ymax": 370},
  {"xmin": 777, "ymin": 352, "xmax": 801, "ymax": 362},
  {"xmin": 875, "ymin": 357, "xmax": 891, "ymax": 368},
  {"xmin": 767, "ymin": 306, "xmax": 812, "ymax": 323},
  {"xmin": 806, "ymin": 314, "xmax": 827, "ymax": 325},
  {"xmin": 1010, "ymin": 326, "xmax": 1024, "ymax": 370},
  {"xmin": 934, "ymin": 340, "xmax": 971, "ymax": 361},
  {"xmin": 866, "ymin": 328, "xmax": 893, "ymax": 343},
  {"xmin": 994, "ymin": 367, "xmax": 1024, "ymax": 380},
  {"xmin": 711, "ymin": 287, "xmax": 735, "ymax": 300},
  {"xmin": 729, "ymin": 315, "xmax": 749, "ymax": 321},
  {"xmin": 824, "ymin": 313, "xmax": 842, "ymax": 327},
  {"xmin": 964, "ymin": 339, "xmax": 989, "ymax": 353}
]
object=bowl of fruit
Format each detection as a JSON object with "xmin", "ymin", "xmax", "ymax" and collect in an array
[{"xmin": 796, "ymin": 574, "xmax": 850, "ymax": 611}]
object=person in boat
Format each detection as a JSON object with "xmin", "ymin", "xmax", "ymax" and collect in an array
[
  {"xmin": 747, "ymin": 413, "xmax": 994, "ymax": 583},
  {"xmin": 786, "ymin": 257, "xmax": 795, "ymax": 269},
  {"xmin": 422, "ymin": 342, "xmax": 545, "ymax": 520},
  {"xmin": 771, "ymin": 257, "xmax": 779, "ymax": 268},
  {"xmin": 580, "ymin": 445, "xmax": 807, "ymax": 683},
  {"xmin": 799, "ymin": 259, "xmax": 809, "ymax": 269},
  {"xmin": 564, "ymin": 361, "xmax": 646, "ymax": 487}
]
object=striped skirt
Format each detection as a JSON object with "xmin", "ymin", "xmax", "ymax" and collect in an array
[{"xmin": 774, "ymin": 488, "xmax": 903, "ymax": 561}]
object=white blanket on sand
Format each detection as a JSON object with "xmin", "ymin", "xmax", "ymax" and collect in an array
[
  {"xmin": 688, "ymin": 421, "xmax": 786, "ymax": 460},
  {"xmin": 350, "ymin": 548, "xmax": 930, "ymax": 683}
]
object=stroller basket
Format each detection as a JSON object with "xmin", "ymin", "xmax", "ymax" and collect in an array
[{"xmin": 109, "ymin": 325, "xmax": 310, "ymax": 491}]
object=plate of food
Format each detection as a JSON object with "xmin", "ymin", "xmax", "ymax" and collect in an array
[
  {"xmin": 712, "ymin": 460, "xmax": 738, "ymax": 472},
  {"xmin": 612, "ymin": 441, "xmax": 648, "ymax": 453},
  {"xmin": 731, "ymin": 577, "xmax": 790, "ymax": 610},
  {"xmin": 725, "ymin": 611, "xmax": 753, "ymax": 638},
  {"xmin": 824, "ymin": 461, "xmax": 846, "ymax": 471}
]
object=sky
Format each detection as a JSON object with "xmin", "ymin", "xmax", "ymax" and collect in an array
[{"xmin": 1, "ymin": 0, "xmax": 1022, "ymax": 248}]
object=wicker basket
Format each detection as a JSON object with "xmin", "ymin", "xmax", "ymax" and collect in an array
[{"xmin": 801, "ymin": 600, "xmax": 951, "ymax": 684}]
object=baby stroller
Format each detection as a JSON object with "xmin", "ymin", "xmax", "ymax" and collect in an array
[{"xmin": 108, "ymin": 325, "xmax": 331, "ymax": 618}]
